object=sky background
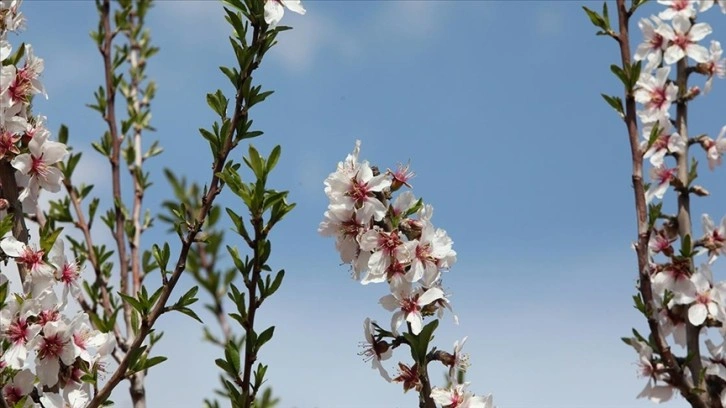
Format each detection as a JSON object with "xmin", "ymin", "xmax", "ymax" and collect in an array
[{"xmin": 8, "ymin": 0, "xmax": 726, "ymax": 407}]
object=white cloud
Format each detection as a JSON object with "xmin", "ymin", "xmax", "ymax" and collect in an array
[
  {"xmin": 372, "ymin": 0, "xmax": 444, "ymax": 40},
  {"xmin": 535, "ymin": 8, "xmax": 564, "ymax": 36}
]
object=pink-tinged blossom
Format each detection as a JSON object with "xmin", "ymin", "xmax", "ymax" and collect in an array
[
  {"xmin": 649, "ymin": 230, "xmax": 674, "ymax": 256},
  {"xmin": 391, "ymin": 190, "xmax": 417, "ymax": 218},
  {"xmin": 49, "ymin": 239, "xmax": 82, "ymax": 304},
  {"xmin": 388, "ymin": 162, "xmax": 415, "ymax": 191},
  {"xmin": 407, "ymin": 221, "xmax": 457, "ymax": 286},
  {"xmin": 632, "ymin": 338, "xmax": 675, "ymax": 403},
  {"xmin": 1, "ymin": 235, "xmax": 54, "ymax": 279},
  {"xmin": 11, "ymin": 131, "xmax": 68, "ymax": 205},
  {"xmin": 653, "ymin": 259, "xmax": 694, "ymax": 295},
  {"xmin": 33, "ymin": 320, "xmax": 76, "ymax": 387},
  {"xmin": 69, "ymin": 314, "xmax": 115, "ymax": 365},
  {"xmin": 656, "ymin": 15, "xmax": 712, "ymax": 64},
  {"xmin": 380, "ymin": 286, "xmax": 444, "ymax": 335},
  {"xmin": 0, "ymin": 44, "xmax": 45, "ymax": 111},
  {"xmin": 635, "ymin": 16, "xmax": 667, "ymax": 66},
  {"xmin": 658, "ymin": 0, "xmax": 697, "ymax": 20},
  {"xmin": 673, "ymin": 265, "xmax": 724, "ymax": 325},
  {"xmin": 264, "ymin": 0, "xmax": 305, "ymax": 28},
  {"xmin": 0, "ymin": 298, "xmax": 41, "ymax": 368},
  {"xmin": 700, "ymin": 214, "xmax": 726, "ymax": 263},
  {"xmin": 703, "ymin": 126, "xmax": 726, "ymax": 170},
  {"xmin": 324, "ymin": 140, "xmax": 360, "ymax": 199},
  {"xmin": 448, "ymin": 337, "xmax": 471, "ymax": 381},
  {"xmin": 1, "ymin": 368, "xmax": 34, "ymax": 405},
  {"xmin": 392, "ymin": 362, "xmax": 421, "ymax": 393},
  {"xmin": 359, "ymin": 228, "xmax": 414, "ymax": 284},
  {"xmin": 634, "ymin": 67, "xmax": 677, "ymax": 122},
  {"xmin": 702, "ymin": 41, "xmax": 725, "ymax": 93},
  {"xmin": 325, "ymin": 160, "xmax": 391, "ymax": 223},
  {"xmin": 319, "ymin": 205, "xmax": 369, "ymax": 278},
  {"xmin": 645, "ymin": 165, "xmax": 677, "ymax": 204},
  {"xmin": 358, "ymin": 318, "xmax": 392, "ymax": 382},
  {"xmin": 641, "ymin": 118, "xmax": 684, "ymax": 167},
  {"xmin": 430, "ymin": 383, "xmax": 493, "ymax": 408}
]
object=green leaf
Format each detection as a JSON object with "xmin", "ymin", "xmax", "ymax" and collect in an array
[
  {"xmin": 139, "ymin": 355, "xmax": 168, "ymax": 371},
  {"xmin": 266, "ymin": 145, "xmax": 281, "ymax": 174},
  {"xmin": 601, "ymin": 94, "xmax": 624, "ymax": 118},
  {"xmin": 224, "ymin": 341, "xmax": 241, "ymax": 373},
  {"xmin": 266, "ymin": 270, "xmax": 284, "ymax": 297},
  {"xmin": 416, "ymin": 319, "xmax": 439, "ymax": 363},
  {"xmin": 582, "ymin": 6, "xmax": 606, "ymax": 30},
  {"xmin": 40, "ymin": 227, "xmax": 63, "ymax": 255},
  {"xmin": 255, "ymin": 326, "xmax": 275, "ymax": 351}
]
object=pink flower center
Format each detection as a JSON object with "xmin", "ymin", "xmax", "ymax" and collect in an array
[
  {"xmin": 656, "ymin": 167, "xmax": 677, "ymax": 184},
  {"xmin": 7, "ymin": 318, "xmax": 30, "ymax": 345},
  {"xmin": 38, "ymin": 309, "xmax": 60, "ymax": 326},
  {"xmin": 19, "ymin": 247, "xmax": 44, "ymax": 270},
  {"xmin": 673, "ymin": 32, "xmax": 691, "ymax": 50},
  {"xmin": 38, "ymin": 333, "xmax": 66, "ymax": 360},
  {"xmin": 401, "ymin": 295, "xmax": 421, "ymax": 315},
  {"xmin": 649, "ymin": 88, "xmax": 667, "ymax": 109},
  {"xmin": 3, "ymin": 385, "xmax": 24, "ymax": 404},
  {"xmin": 59, "ymin": 262, "xmax": 79, "ymax": 285},
  {"xmin": 31, "ymin": 153, "xmax": 49, "ymax": 177},
  {"xmin": 378, "ymin": 231, "xmax": 402, "ymax": 256}
]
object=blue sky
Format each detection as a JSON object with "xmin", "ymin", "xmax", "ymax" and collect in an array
[{"xmin": 12, "ymin": 1, "xmax": 726, "ymax": 407}]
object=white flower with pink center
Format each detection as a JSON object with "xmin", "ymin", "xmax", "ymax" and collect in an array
[
  {"xmin": 430, "ymin": 383, "xmax": 493, "ymax": 408},
  {"xmin": 379, "ymin": 286, "xmax": 444, "ymax": 335},
  {"xmin": 641, "ymin": 118, "xmax": 684, "ymax": 167},
  {"xmin": 653, "ymin": 260, "xmax": 695, "ymax": 295},
  {"xmin": 644, "ymin": 165, "xmax": 677, "ymax": 204},
  {"xmin": 319, "ymin": 204, "xmax": 369, "ymax": 278},
  {"xmin": 634, "ymin": 67, "xmax": 677, "ymax": 122},
  {"xmin": 635, "ymin": 16, "xmax": 667, "ymax": 66},
  {"xmin": 11, "ymin": 131, "xmax": 68, "ymax": 205},
  {"xmin": 359, "ymin": 228, "xmax": 413, "ymax": 284},
  {"xmin": 657, "ymin": 0, "xmax": 696, "ymax": 20},
  {"xmin": 0, "ymin": 298, "xmax": 41, "ymax": 369},
  {"xmin": 673, "ymin": 265, "xmax": 725, "ymax": 325},
  {"xmin": 702, "ymin": 40, "xmax": 725, "ymax": 93},
  {"xmin": 657, "ymin": 14, "xmax": 712, "ymax": 64},
  {"xmin": 632, "ymin": 338, "xmax": 675, "ymax": 403},
  {"xmin": 704, "ymin": 125, "xmax": 726, "ymax": 170},
  {"xmin": 408, "ymin": 221, "xmax": 456, "ymax": 286},
  {"xmin": 358, "ymin": 318, "xmax": 392, "ymax": 382},
  {"xmin": 70, "ymin": 314, "xmax": 115, "ymax": 364},
  {"xmin": 324, "ymin": 140, "xmax": 360, "ymax": 199},
  {"xmin": 1, "ymin": 368, "xmax": 34, "ymax": 406},
  {"xmin": 49, "ymin": 238, "xmax": 82, "ymax": 304},
  {"xmin": 700, "ymin": 214, "xmax": 726, "ymax": 263},
  {"xmin": 326, "ymin": 160, "xmax": 391, "ymax": 223},
  {"xmin": 0, "ymin": 235, "xmax": 54, "ymax": 280},
  {"xmin": 32, "ymin": 320, "xmax": 76, "ymax": 387}
]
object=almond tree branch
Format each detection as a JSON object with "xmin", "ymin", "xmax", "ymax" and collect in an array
[
  {"xmin": 615, "ymin": 1, "xmax": 707, "ymax": 406},
  {"xmin": 97, "ymin": 0, "xmax": 132, "ymax": 342},
  {"xmin": 0, "ymin": 160, "xmax": 28, "ymax": 281},
  {"xmin": 86, "ymin": 17, "xmax": 265, "ymax": 407}
]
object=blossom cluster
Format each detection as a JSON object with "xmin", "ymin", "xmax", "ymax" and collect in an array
[
  {"xmin": 629, "ymin": 0, "xmax": 726, "ymax": 403},
  {"xmin": 319, "ymin": 141, "xmax": 492, "ymax": 407},
  {"xmin": 0, "ymin": 1, "xmax": 115, "ymax": 407}
]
